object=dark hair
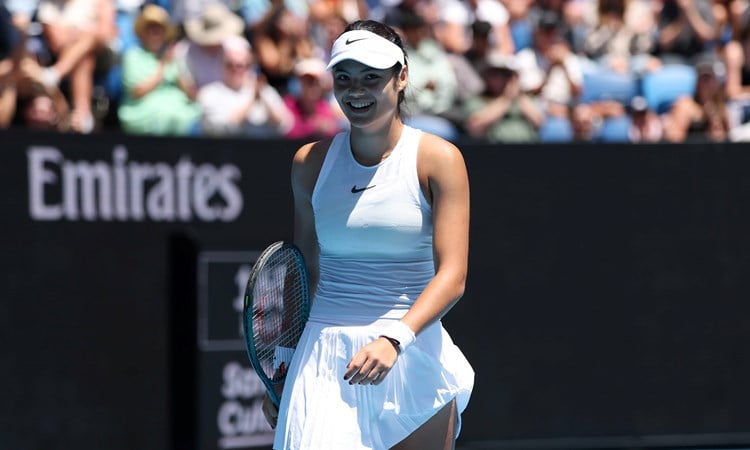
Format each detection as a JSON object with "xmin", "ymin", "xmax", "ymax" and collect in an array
[{"xmin": 343, "ymin": 20, "xmax": 409, "ymax": 119}]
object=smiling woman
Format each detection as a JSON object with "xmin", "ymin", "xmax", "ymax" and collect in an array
[{"xmin": 259, "ymin": 19, "xmax": 475, "ymax": 450}]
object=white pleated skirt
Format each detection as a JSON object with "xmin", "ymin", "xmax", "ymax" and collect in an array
[{"xmin": 273, "ymin": 318, "xmax": 474, "ymax": 450}]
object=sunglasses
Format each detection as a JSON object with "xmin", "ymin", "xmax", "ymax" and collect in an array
[{"xmin": 224, "ymin": 61, "xmax": 250, "ymax": 70}]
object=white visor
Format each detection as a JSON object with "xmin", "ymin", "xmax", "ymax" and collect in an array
[{"xmin": 326, "ymin": 30, "xmax": 405, "ymax": 70}]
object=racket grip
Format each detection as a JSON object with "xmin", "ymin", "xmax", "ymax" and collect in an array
[{"xmin": 379, "ymin": 321, "xmax": 416, "ymax": 353}]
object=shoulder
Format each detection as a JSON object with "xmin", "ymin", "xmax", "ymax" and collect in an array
[
  {"xmin": 293, "ymin": 138, "xmax": 331, "ymax": 166},
  {"xmin": 417, "ymin": 131, "xmax": 467, "ymax": 176},
  {"xmin": 292, "ymin": 137, "xmax": 336, "ymax": 195}
]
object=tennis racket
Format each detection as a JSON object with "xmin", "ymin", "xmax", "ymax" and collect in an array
[{"xmin": 243, "ymin": 241, "xmax": 311, "ymax": 408}]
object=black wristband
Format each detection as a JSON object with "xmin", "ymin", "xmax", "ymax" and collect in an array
[{"xmin": 379, "ymin": 335, "xmax": 401, "ymax": 353}]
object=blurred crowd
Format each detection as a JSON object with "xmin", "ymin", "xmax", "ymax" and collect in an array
[{"xmin": 2, "ymin": 0, "xmax": 750, "ymax": 143}]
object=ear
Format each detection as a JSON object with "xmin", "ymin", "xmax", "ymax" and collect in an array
[{"xmin": 396, "ymin": 66, "xmax": 409, "ymax": 92}]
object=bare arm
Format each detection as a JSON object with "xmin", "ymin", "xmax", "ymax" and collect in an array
[
  {"xmin": 93, "ymin": 0, "xmax": 117, "ymax": 44},
  {"xmin": 724, "ymin": 40, "xmax": 750, "ymax": 99},
  {"xmin": 679, "ymin": 0, "xmax": 716, "ymax": 43},
  {"xmin": 0, "ymin": 82, "xmax": 16, "ymax": 128},
  {"xmin": 292, "ymin": 140, "xmax": 331, "ymax": 295},
  {"xmin": 401, "ymin": 134, "xmax": 470, "ymax": 335},
  {"xmin": 130, "ymin": 61, "xmax": 166, "ymax": 99}
]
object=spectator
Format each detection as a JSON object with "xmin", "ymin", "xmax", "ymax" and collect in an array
[
  {"xmin": 502, "ymin": 0, "xmax": 536, "ymax": 52},
  {"xmin": 171, "ymin": 0, "xmax": 238, "ymax": 25},
  {"xmin": 4, "ymin": 0, "xmax": 40, "ymax": 35},
  {"xmin": 250, "ymin": 5, "xmax": 316, "ymax": 95},
  {"xmin": 463, "ymin": 52, "xmax": 543, "ymax": 143},
  {"xmin": 34, "ymin": 0, "xmax": 118, "ymax": 133},
  {"xmin": 653, "ymin": 0, "xmax": 716, "ymax": 64},
  {"xmin": 242, "ymin": 0, "xmax": 311, "ymax": 34},
  {"xmin": 173, "ymin": 2, "xmax": 245, "ymax": 96},
  {"xmin": 583, "ymin": 0, "xmax": 658, "ymax": 75},
  {"xmin": 727, "ymin": 0, "xmax": 750, "ymax": 36},
  {"xmin": 438, "ymin": 19, "xmax": 485, "ymax": 131},
  {"xmin": 434, "ymin": 0, "xmax": 515, "ymax": 56},
  {"xmin": 464, "ymin": 20, "xmax": 492, "ymax": 74},
  {"xmin": 197, "ymin": 35, "xmax": 293, "ymax": 137},
  {"xmin": 2, "ymin": 2, "xmax": 72, "ymax": 131},
  {"xmin": 1, "ymin": 2, "xmax": 24, "ymax": 128},
  {"xmin": 663, "ymin": 54, "xmax": 730, "ymax": 142},
  {"xmin": 528, "ymin": 0, "xmax": 597, "ymax": 55},
  {"xmin": 397, "ymin": 6, "xmax": 460, "ymax": 140},
  {"xmin": 283, "ymin": 56, "xmax": 343, "ymax": 139},
  {"xmin": 515, "ymin": 10, "xmax": 583, "ymax": 142},
  {"xmin": 16, "ymin": 80, "xmax": 71, "ymax": 131},
  {"xmin": 627, "ymin": 95, "xmax": 664, "ymax": 143},
  {"xmin": 570, "ymin": 101, "xmax": 601, "ymax": 141},
  {"xmin": 118, "ymin": 4, "xmax": 201, "ymax": 135},
  {"xmin": 307, "ymin": 0, "xmax": 369, "ymax": 28},
  {"xmin": 724, "ymin": 7, "xmax": 750, "ymax": 124}
]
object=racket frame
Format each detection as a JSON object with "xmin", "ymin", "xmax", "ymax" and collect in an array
[{"xmin": 243, "ymin": 241, "xmax": 310, "ymax": 408}]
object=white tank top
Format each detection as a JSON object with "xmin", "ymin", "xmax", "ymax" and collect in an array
[{"xmin": 310, "ymin": 125, "xmax": 434, "ymax": 323}]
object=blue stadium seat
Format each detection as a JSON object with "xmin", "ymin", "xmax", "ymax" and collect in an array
[
  {"xmin": 599, "ymin": 115, "xmax": 632, "ymax": 142},
  {"xmin": 641, "ymin": 64, "xmax": 697, "ymax": 114},
  {"xmin": 581, "ymin": 70, "xmax": 639, "ymax": 104},
  {"xmin": 539, "ymin": 116, "xmax": 574, "ymax": 142},
  {"xmin": 510, "ymin": 19, "xmax": 534, "ymax": 52}
]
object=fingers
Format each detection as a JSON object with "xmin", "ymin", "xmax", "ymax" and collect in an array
[
  {"xmin": 345, "ymin": 359, "xmax": 389, "ymax": 385},
  {"xmin": 343, "ymin": 338, "xmax": 398, "ymax": 385}
]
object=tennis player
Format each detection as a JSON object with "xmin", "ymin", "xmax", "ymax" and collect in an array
[{"xmin": 265, "ymin": 19, "xmax": 474, "ymax": 449}]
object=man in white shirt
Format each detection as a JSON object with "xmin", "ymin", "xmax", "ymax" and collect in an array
[{"xmin": 197, "ymin": 35, "xmax": 293, "ymax": 137}]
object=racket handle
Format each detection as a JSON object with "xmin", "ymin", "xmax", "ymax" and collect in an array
[{"xmin": 379, "ymin": 321, "xmax": 416, "ymax": 353}]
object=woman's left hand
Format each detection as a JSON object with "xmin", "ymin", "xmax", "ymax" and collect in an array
[{"xmin": 344, "ymin": 337, "xmax": 399, "ymax": 385}]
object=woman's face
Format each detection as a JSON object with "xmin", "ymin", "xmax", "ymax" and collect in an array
[
  {"xmin": 331, "ymin": 59, "xmax": 405, "ymax": 130},
  {"xmin": 143, "ymin": 22, "xmax": 167, "ymax": 53}
]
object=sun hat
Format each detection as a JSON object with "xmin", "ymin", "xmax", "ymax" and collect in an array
[
  {"xmin": 326, "ymin": 30, "xmax": 405, "ymax": 70},
  {"xmin": 134, "ymin": 4, "xmax": 177, "ymax": 43},
  {"xmin": 184, "ymin": 3, "xmax": 244, "ymax": 46}
]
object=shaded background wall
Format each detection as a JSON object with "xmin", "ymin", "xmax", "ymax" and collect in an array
[{"xmin": 1, "ymin": 131, "xmax": 749, "ymax": 449}]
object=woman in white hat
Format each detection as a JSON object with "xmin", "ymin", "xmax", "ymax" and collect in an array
[
  {"xmin": 265, "ymin": 19, "xmax": 474, "ymax": 450},
  {"xmin": 118, "ymin": 4, "xmax": 200, "ymax": 135}
]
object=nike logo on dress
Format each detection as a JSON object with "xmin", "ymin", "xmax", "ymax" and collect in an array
[
  {"xmin": 345, "ymin": 38, "xmax": 366, "ymax": 45},
  {"xmin": 351, "ymin": 184, "xmax": 375, "ymax": 193}
]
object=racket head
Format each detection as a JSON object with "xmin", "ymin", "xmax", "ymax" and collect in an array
[{"xmin": 243, "ymin": 241, "xmax": 310, "ymax": 407}]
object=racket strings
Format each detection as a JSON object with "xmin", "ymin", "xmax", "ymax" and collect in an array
[{"xmin": 249, "ymin": 248, "xmax": 309, "ymax": 381}]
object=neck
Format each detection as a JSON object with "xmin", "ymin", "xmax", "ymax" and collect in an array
[{"xmin": 349, "ymin": 119, "xmax": 404, "ymax": 166}]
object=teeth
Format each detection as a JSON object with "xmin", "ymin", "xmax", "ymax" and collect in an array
[{"xmin": 349, "ymin": 101, "xmax": 373, "ymax": 109}]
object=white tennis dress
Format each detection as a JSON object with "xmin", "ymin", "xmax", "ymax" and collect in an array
[{"xmin": 273, "ymin": 125, "xmax": 474, "ymax": 449}]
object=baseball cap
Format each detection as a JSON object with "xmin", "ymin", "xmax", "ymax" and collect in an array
[{"xmin": 326, "ymin": 30, "xmax": 405, "ymax": 70}]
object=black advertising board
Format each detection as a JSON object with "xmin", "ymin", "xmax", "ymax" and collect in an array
[
  {"xmin": 196, "ymin": 251, "xmax": 274, "ymax": 449},
  {"xmin": 2, "ymin": 130, "xmax": 750, "ymax": 449}
]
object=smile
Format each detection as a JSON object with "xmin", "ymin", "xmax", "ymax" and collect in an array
[{"xmin": 347, "ymin": 100, "xmax": 374, "ymax": 109}]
